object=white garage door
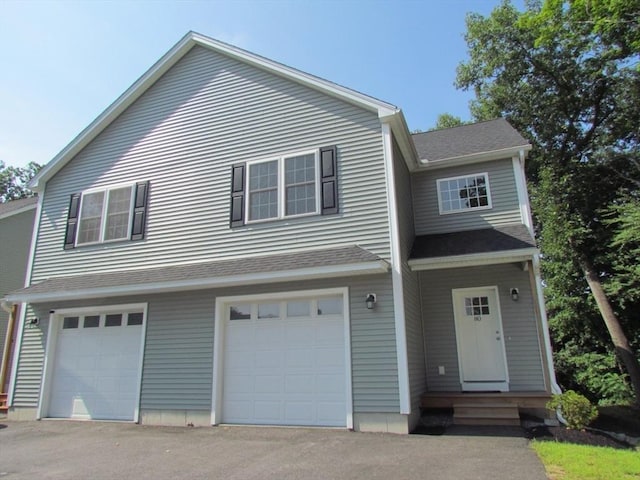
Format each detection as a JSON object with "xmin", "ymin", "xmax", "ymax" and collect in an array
[
  {"xmin": 48, "ymin": 310, "xmax": 144, "ymax": 421},
  {"xmin": 222, "ymin": 295, "xmax": 347, "ymax": 427}
]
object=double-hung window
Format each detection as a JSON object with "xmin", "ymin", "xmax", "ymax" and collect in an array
[
  {"xmin": 64, "ymin": 181, "xmax": 150, "ymax": 249},
  {"xmin": 436, "ymin": 173, "xmax": 492, "ymax": 214},
  {"xmin": 77, "ymin": 185, "xmax": 134, "ymax": 245},
  {"xmin": 247, "ymin": 151, "xmax": 320, "ymax": 222},
  {"xmin": 230, "ymin": 146, "xmax": 338, "ymax": 227}
]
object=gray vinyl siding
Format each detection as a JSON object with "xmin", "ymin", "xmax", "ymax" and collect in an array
[
  {"xmin": 11, "ymin": 305, "xmax": 45, "ymax": 406},
  {"xmin": 393, "ymin": 139, "xmax": 426, "ymax": 412},
  {"xmin": 412, "ymin": 158, "xmax": 522, "ymax": 235},
  {"xmin": 12, "ymin": 274, "xmax": 399, "ymax": 413},
  {"xmin": 30, "ymin": 45, "xmax": 390, "ymax": 283},
  {"xmin": 420, "ymin": 263, "xmax": 545, "ymax": 392},
  {"xmin": 0, "ymin": 207, "xmax": 36, "ymax": 354}
]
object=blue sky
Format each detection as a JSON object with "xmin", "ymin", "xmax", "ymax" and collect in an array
[{"xmin": 0, "ymin": 0, "xmax": 519, "ymax": 168}]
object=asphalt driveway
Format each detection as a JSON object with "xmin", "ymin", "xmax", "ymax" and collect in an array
[{"xmin": 0, "ymin": 421, "xmax": 548, "ymax": 480}]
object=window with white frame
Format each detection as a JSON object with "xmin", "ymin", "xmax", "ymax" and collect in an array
[
  {"xmin": 437, "ymin": 173, "xmax": 492, "ymax": 214},
  {"xmin": 247, "ymin": 151, "xmax": 319, "ymax": 222},
  {"xmin": 76, "ymin": 185, "xmax": 135, "ymax": 245}
]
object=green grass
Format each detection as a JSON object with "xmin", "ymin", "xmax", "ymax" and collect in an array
[{"xmin": 532, "ymin": 441, "xmax": 640, "ymax": 480}]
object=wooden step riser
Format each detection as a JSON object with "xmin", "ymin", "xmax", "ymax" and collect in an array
[
  {"xmin": 454, "ymin": 417, "xmax": 521, "ymax": 426},
  {"xmin": 454, "ymin": 407, "xmax": 519, "ymax": 418},
  {"xmin": 452, "ymin": 402, "xmax": 520, "ymax": 426}
]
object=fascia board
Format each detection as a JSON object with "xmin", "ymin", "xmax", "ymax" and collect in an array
[
  {"xmin": 408, "ymin": 248, "xmax": 539, "ymax": 271},
  {"xmin": 417, "ymin": 145, "xmax": 532, "ymax": 171},
  {"xmin": 6, "ymin": 260, "xmax": 389, "ymax": 304}
]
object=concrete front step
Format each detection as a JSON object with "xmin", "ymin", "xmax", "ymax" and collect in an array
[{"xmin": 453, "ymin": 402, "xmax": 520, "ymax": 426}]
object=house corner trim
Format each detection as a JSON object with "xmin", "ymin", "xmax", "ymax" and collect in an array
[{"xmin": 381, "ymin": 122, "xmax": 411, "ymax": 415}]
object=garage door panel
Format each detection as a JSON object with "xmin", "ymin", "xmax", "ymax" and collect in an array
[
  {"xmin": 317, "ymin": 374, "xmax": 345, "ymax": 394},
  {"xmin": 48, "ymin": 311, "xmax": 144, "ymax": 421},
  {"xmin": 254, "ymin": 401, "xmax": 281, "ymax": 421},
  {"xmin": 317, "ymin": 402, "xmax": 345, "ymax": 424},
  {"xmin": 254, "ymin": 375, "xmax": 282, "ymax": 394},
  {"xmin": 225, "ymin": 374, "xmax": 253, "ymax": 394},
  {"xmin": 285, "ymin": 349, "xmax": 314, "ymax": 368},
  {"xmin": 285, "ymin": 375, "xmax": 313, "ymax": 394},
  {"xmin": 254, "ymin": 350, "xmax": 282, "ymax": 369},
  {"xmin": 284, "ymin": 402, "xmax": 313, "ymax": 423},
  {"xmin": 222, "ymin": 294, "xmax": 347, "ymax": 427}
]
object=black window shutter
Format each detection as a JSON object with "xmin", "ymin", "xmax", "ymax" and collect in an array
[
  {"xmin": 130, "ymin": 181, "xmax": 150, "ymax": 241},
  {"xmin": 230, "ymin": 164, "xmax": 246, "ymax": 227},
  {"xmin": 63, "ymin": 193, "xmax": 81, "ymax": 250},
  {"xmin": 320, "ymin": 146, "xmax": 338, "ymax": 215}
]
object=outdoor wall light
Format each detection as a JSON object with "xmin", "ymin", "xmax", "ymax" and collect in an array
[
  {"xmin": 28, "ymin": 318, "xmax": 39, "ymax": 326},
  {"xmin": 366, "ymin": 293, "xmax": 377, "ymax": 310},
  {"xmin": 510, "ymin": 288, "xmax": 520, "ymax": 302}
]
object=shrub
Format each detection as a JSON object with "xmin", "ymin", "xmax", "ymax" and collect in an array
[{"xmin": 547, "ymin": 390, "xmax": 599, "ymax": 429}]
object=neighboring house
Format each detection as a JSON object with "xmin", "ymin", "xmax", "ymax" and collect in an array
[
  {"xmin": 3, "ymin": 32, "xmax": 558, "ymax": 433},
  {"xmin": 0, "ymin": 196, "xmax": 37, "ymax": 411}
]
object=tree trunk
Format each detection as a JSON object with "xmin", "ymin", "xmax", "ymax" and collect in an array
[{"xmin": 582, "ymin": 259, "xmax": 640, "ymax": 406}]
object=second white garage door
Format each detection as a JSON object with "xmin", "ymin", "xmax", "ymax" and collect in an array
[
  {"xmin": 47, "ymin": 309, "xmax": 145, "ymax": 421},
  {"xmin": 221, "ymin": 293, "xmax": 348, "ymax": 427}
]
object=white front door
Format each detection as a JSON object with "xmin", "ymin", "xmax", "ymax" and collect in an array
[{"xmin": 452, "ymin": 287, "xmax": 509, "ymax": 391}]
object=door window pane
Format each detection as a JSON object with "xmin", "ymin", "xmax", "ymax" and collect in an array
[
  {"xmin": 105, "ymin": 314, "xmax": 123, "ymax": 327},
  {"xmin": 63, "ymin": 317, "xmax": 79, "ymax": 329},
  {"xmin": 127, "ymin": 312, "xmax": 144, "ymax": 326},
  {"xmin": 230, "ymin": 304, "xmax": 251, "ymax": 320},
  {"xmin": 258, "ymin": 303, "xmax": 280, "ymax": 319},
  {"xmin": 83, "ymin": 315, "xmax": 100, "ymax": 328},
  {"xmin": 317, "ymin": 297, "xmax": 342, "ymax": 315},
  {"xmin": 286, "ymin": 300, "xmax": 310, "ymax": 317}
]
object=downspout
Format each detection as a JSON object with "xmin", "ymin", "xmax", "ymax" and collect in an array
[{"xmin": 0, "ymin": 301, "xmax": 17, "ymax": 399}]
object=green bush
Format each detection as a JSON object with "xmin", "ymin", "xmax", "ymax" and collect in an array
[{"xmin": 547, "ymin": 390, "xmax": 599, "ymax": 429}]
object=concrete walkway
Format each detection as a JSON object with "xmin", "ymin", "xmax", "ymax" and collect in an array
[{"xmin": 0, "ymin": 421, "xmax": 548, "ymax": 480}]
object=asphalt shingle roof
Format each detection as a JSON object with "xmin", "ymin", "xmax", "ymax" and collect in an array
[
  {"xmin": 411, "ymin": 118, "xmax": 529, "ymax": 162},
  {"xmin": 0, "ymin": 196, "xmax": 37, "ymax": 217},
  {"xmin": 410, "ymin": 224, "xmax": 536, "ymax": 260},
  {"xmin": 8, "ymin": 245, "xmax": 385, "ymax": 299}
]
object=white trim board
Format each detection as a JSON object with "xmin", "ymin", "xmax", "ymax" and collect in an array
[
  {"xmin": 408, "ymin": 248, "xmax": 539, "ymax": 271},
  {"xmin": 381, "ymin": 122, "xmax": 411, "ymax": 415},
  {"xmin": 7, "ymin": 260, "xmax": 389, "ymax": 304}
]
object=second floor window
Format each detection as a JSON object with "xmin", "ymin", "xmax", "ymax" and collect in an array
[
  {"xmin": 229, "ymin": 146, "xmax": 338, "ymax": 227},
  {"xmin": 64, "ymin": 181, "xmax": 149, "ymax": 249},
  {"xmin": 77, "ymin": 185, "xmax": 134, "ymax": 245},
  {"xmin": 437, "ymin": 173, "xmax": 492, "ymax": 214},
  {"xmin": 247, "ymin": 151, "xmax": 319, "ymax": 222}
]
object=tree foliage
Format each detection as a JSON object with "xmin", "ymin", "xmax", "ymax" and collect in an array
[
  {"xmin": 429, "ymin": 113, "xmax": 470, "ymax": 131},
  {"xmin": 457, "ymin": 0, "xmax": 640, "ymax": 404},
  {"xmin": 0, "ymin": 161, "xmax": 42, "ymax": 203}
]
